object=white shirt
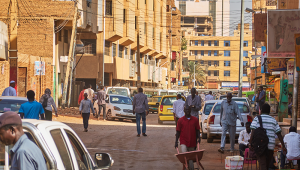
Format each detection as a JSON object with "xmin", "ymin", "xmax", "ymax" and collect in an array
[
  {"xmin": 238, "ymin": 129, "xmax": 251, "ymax": 146},
  {"xmin": 205, "ymin": 94, "xmax": 214, "ymax": 101},
  {"xmin": 173, "ymin": 99, "xmax": 185, "ymax": 118},
  {"xmin": 84, "ymin": 88, "xmax": 94, "ymax": 101},
  {"xmin": 2, "ymin": 86, "xmax": 16, "ymax": 96},
  {"xmin": 284, "ymin": 132, "xmax": 300, "ymax": 160}
]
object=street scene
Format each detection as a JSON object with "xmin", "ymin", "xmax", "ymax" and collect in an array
[{"xmin": 1, "ymin": 0, "xmax": 300, "ymax": 170}]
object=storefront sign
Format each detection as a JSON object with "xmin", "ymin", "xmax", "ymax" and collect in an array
[
  {"xmin": 267, "ymin": 58, "xmax": 287, "ymax": 72},
  {"xmin": 221, "ymin": 82, "xmax": 250, "ymax": 88},
  {"xmin": 261, "ymin": 46, "xmax": 268, "ymax": 73}
]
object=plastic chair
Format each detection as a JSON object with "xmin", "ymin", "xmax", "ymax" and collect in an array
[{"xmin": 244, "ymin": 148, "xmax": 258, "ymax": 170}]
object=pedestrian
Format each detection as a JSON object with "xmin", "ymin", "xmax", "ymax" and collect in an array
[
  {"xmin": 175, "ymin": 106, "xmax": 201, "ymax": 170},
  {"xmin": 173, "ymin": 94, "xmax": 185, "ymax": 128},
  {"xmin": 218, "ymin": 93, "xmax": 244, "ymax": 153},
  {"xmin": 79, "ymin": 93, "xmax": 95, "ymax": 132},
  {"xmin": 39, "ymin": 88, "xmax": 58, "ymax": 121},
  {"xmin": 249, "ymin": 103, "xmax": 286, "ymax": 170},
  {"xmin": 0, "ymin": 112, "xmax": 47, "ymax": 170},
  {"xmin": 257, "ymin": 86, "xmax": 266, "ymax": 111},
  {"xmin": 2, "ymin": 80, "xmax": 16, "ymax": 96},
  {"xmin": 78, "ymin": 86, "xmax": 87, "ymax": 105},
  {"xmin": 133, "ymin": 88, "xmax": 149, "ymax": 137},
  {"xmin": 19, "ymin": 90, "xmax": 45, "ymax": 120},
  {"xmin": 238, "ymin": 122, "xmax": 251, "ymax": 157},
  {"xmin": 205, "ymin": 91, "xmax": 214, "ymax": 101},
  {"xmin": 97, "ymin": 86, "xmax": 107, "ymax": 121},
  {"xmin": 185, "ymin": 88, "xmax": 201, "ymax": 119},
  {"xmin": 84, "ymin": 84, "xmax": 95, "ymax": 101}
]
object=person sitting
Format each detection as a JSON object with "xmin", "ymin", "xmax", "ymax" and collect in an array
[
  {"xmin": 280, "ymin": 126, "xmax": 300, "ymax": 169},
  {"xmin": 238, "ymin": 122, "xmax": 252, "ymax": 157}
]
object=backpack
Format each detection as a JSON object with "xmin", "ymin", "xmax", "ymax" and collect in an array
[
  {"xmin": 42, "ymin": 95, "xmax": 48, "ymax": 108},
  {"xmin": 250, "ymin": 115, "xmax": 269, "ymax": 156}
]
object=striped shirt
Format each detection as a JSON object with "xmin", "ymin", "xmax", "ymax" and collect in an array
[{"xmin": 250, "ymin": 114, "xmax": 281, "ymax": 150}]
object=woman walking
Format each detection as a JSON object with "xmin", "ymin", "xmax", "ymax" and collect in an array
[{"xmin": 40, "ymin": 88, "xmax": 58, "ymax": 120}]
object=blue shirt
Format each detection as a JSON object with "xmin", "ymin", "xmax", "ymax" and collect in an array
[
  {"xmin": 19, "ymin": 101, "xmax": 45, "ymax": 119},
  {"xmin": 2, "ymin": 86, "xmax": 16, "ymax": 96},
  {"xmin": 10, "ymin": 134, "xmax": 47, "ymax": 170}
]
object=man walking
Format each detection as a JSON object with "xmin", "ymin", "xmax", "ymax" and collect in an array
[
  {"xmin": 238, "ymin": 122, "xmax": 251, "ymax": 157},
  {"xmin": 205, "ymin": 91, "xmax": 214, "ymax": 101},
  {"xmin": 133, "ymin": 88, "xmax": 149, "ymax": 137},
  {"xmin": 79, "ymin": 93, "xmax": 95, "ymax": 132},
  {"xmin": 97, "ymin": 86, "xmax": 107, "ymax": 121},
  {"xmin": 175, "ymin": 106, "xmax": 201, "ymax": 170},
  {"xmin": 39, "ymin": 88, "xmax": 58, "ymax": 121},
  {"xmin": 2, "ymin": 80, "xmax": 16, "ymax": 96},
  {"xmin": 257, "ymin": 86, "xmax": 266, "ymax": 111},
  {"xmin": 218, "ymin": 93, "xmax": 244, "ymax": 153},
  {"xmin": 0, "ymin": 112, "xmax": 47, "ymax": 169},
  {"xmin": 173, "ymin": 94, "xmax": 185, "ymax": 128},
  {"xmin": 19, "ymin": 90, "xmax": 45, "ymax": 120},
  {"xmin": 78, "ymin": 86, "xmax": 87, "ymax": 105},
  {"xmin": 185, "ymin": 88, "xmax": 201, "ymax": 119},
  {"xmin": 250, "ymin": 103, "xmax": 286, "ymax": 170},
  {"xmin": 84, "ymin": 84, "xmax": 95, "ymax": 101}
]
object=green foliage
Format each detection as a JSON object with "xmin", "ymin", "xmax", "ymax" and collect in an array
[
  {"xmin": 181, "ymin": 37, "xmax": 187, "ymax": 51},
  {"xmin": 188, "ymin": 61, "xmax": 206, "ymax": 88}
]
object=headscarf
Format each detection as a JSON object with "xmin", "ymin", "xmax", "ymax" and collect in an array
[{"xmin": 44, "ymin": 88, "xmax": 51, "ymax": 97}]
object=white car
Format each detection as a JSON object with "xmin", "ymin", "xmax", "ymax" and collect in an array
[
  {"xmin": 94, "ymin": 95, "xmax": 135, "ymax": 122},
  {"xmin": 199, "ymin": 100, "xmax": 221, "ymax": 139}
]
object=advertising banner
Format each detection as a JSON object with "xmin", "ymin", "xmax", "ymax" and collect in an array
[
  {"xmin": 267, "ymin": 58, "xmax": 287, "ymax": 72},
  {"xmin": 261, "ymin": 46, "xmax": 268, "ymax": 73},
  {"xmin": 268, "ymin": 10, "xmax": 300, "ymax": 58},
  {"xmin": 287, "ymin": 60, "xmax": 294, "ymax": 84},
  {"xmin": 34, "ymin": 61, "xmax": 45, "ymax": 76}
]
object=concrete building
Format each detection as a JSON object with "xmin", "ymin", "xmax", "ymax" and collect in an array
[
  {"xmin": 175, "ymin": 0, "xmax": 230, "ymax": 36},
  {"xmin": 183, "ymin": 23, "xmax": 252, "ymax": 89}
]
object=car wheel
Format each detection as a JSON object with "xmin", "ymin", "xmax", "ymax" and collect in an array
[
  {"xmin": 106, "ymin": 110, "xmax": 115, "ymax": 121},
  {"xmin": 158, "ymin": 119, "xmax": 163, "ymax": 125},
  {"xmin": 207, "ymin": 137, "xmax": 214, "ymax": 143}
]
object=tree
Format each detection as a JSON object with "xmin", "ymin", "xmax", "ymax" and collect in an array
[
  {"xmin": 181, "ymin": 37, "xmax": 187, "ymax": 50},
  {"xmin": 188, "ymin": 61, "xmax": 206, "ymax": 89}
]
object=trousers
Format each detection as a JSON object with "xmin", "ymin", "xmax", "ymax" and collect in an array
[
  {"xmin": 181, "ymin": 144, "xmax": 195, "ymax": 170},
  {"xmin": 221, "ymin": 122, "xmax": 236, "ymax": 150},
  {"xmin": 82, "ymin": 113, "xmax": 90, "ymax": 129},
  {"xmin": 136, "ymin": 112, "xmax": 146, "ymax": 134},
  {"xmin": 257, "ymin": 149, "xmax": 274, "ymax": 170},
  {"xmin": 239, "ymin": 144, "xmax": 249, "ymax": 157},
  {"xmin": 98, "ymin": 104, "xmax": 106, "ymax": 119},
  {"xmin": 44, "ymin": 109, "xmax": 53, "ymax": 121}
]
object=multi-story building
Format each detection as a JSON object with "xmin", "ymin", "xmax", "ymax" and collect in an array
[
  {"xmin": 175, "ymin": 0, "xmax": 230, "ymax": 36},
  {"xmin": 183, "ymin": 23, "xmax": 252, "ymax": 89}
]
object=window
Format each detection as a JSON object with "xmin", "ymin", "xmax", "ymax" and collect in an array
[
  {"xmin": 123, "ymin": 9, "xmax": 126, "ymax": 23},
  {"xmin": 135, "ymin": 16, "xmax": 137, "ymax": 29},
  {"xmin": 214, "ymin": 40, "xmax": 218, "ymax": 46},
  {"xmin": 208, "ymin": 51, "xmax": 211, "ymax": 56},
  {"xmin": 64, "ymin": 30, "xmax": 68, "ymax": 43},
  {"xmin": 243, "ymin": 61, "xmax": 248, "ymax": 76},
  {"xmin": 166, "ymin": 5, "xmax": 170, "ymax": 12},
  {"xmin": 195, "ymin": 40, "xmax": 198, "ymax": 46},
  {"xmin": 119, "ymin": 45, "xmax": 123, "ymax": 58},
  {"xmin": 224, "ymin": 41, "xmax": 230, "ymax": 47},
  {"xmin": 243, "ymin": 51, "xmax": 248, "ymax": 57},
  {"xmin": 82, "ymin": 39, "xmax": 96, "ymax": 54},
  {"xmin": 105, "ymin": 41, "xmax": 110, "ymax": 56},
  {"xmin": 208, "ymin": 61, "xmax": 211, "ymax": 66},
  {"xmin": 179, "ymin": 1, "xmax": 186, "ymax": 15},
  {"xmin": 201, "ymin": 51, "xmax": 204, "ymax": 56},
  {"xmin": 224, "ymin": 50, "xmax": 230, "ymax": 56},
  {"xmin": 224, "ymin": 61, "xmax": 230, "ymax": 66},
  {"xmin": 244, "ymin": 41, "xmax": 248, "ymax": 47},
  {"xmin": 50, "ymin": 130, "xmax": 73, "ymax": 169},
  {"xmin": 194, "ymin": 50, "xmax": 198, "ymax": 55},
  {"xmin": 214, "ymin": 51, "xmax": 218, "ymax": 56},
  {"xmin": 130, "ymin": 50, "xmax": 135, "ymax": 60},
  {"xmin": 243, "ymin": 61, "xmax": 248, "ymax": 66},
  {"xmin": 224, "ymin": 71, "xmax": 230, "ymax": 77},
  {"xmin": 213, "ymin": 61, "xmax": 219, "ymax": 66},
  {"xmin": 208, "ymin": 70, "xmax": 211, "ymax": 76},
  {"xmin": 87, "ymin": 0, "xmax": 91, "ymax": 7},
  {"xmin": 208, "ymin": 41, "xmax": 211, "ymax": 46},
  {"xmin": 200, "ymin": 60, "xmax": 204, "ymax": 65},
  {"xmin": 106, "ymin": 0, "xmax": 113, "ymax": 16},
  {"xmin": 214, "ymin": 70, "xmax": 219, "ymax": 76},
  {"xmin": 201, "ymin": 40, "xmax": 204, "ymax": 46},
  {"xmin": 112, "ymin": 43, "xmax": 116, "ymax": 57},
  {"xmin": 125, "ymin": 47, "xmax": 128, "ymax": 59}
]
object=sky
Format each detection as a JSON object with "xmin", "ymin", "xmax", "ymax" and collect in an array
[{"xmin": 229, "ymin": 0, "xmax": 253, "ymax": 35}]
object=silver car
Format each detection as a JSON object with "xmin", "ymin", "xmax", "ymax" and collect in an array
[
  {"xmin": 206, "ymin": 101, "xmax": 253, "ymax": 143},
  {"xmin": 199, "ymin": 100, "xmax": 221, "ymax": 139},
  {"xmin": 0, "ymin": 96, "xmax": 28, "ymax": 115}
]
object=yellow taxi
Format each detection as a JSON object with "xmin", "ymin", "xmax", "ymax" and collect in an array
[
  {"xmin": 158, "ymin": 95, "xmax": 186, "ymax": 124},
  {"xmin": 148, "ymin": 96, "xmax": 162, "ymax": 113}
]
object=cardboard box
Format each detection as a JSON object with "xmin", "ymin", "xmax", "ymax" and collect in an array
[{"xmin": 225, "ymin": 156, "xmax": 244, "ymax": 170}]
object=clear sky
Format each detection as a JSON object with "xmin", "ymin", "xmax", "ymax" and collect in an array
[{"xmin": 230, "ymin": 0, "xmax": 253, "ymax": 35}]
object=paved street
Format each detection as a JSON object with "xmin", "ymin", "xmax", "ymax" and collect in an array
[{"xmin": 55, "ymin": 114, "xmax": 247, "ymax": 170}]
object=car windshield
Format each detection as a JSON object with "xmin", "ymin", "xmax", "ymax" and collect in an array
[
  {"xmin": 168, "ymin": 92, "xmax": 177, "ymax": 95},
  {"xmin": 149, "ymin": 97, "xmax": 162, "ymax": 103},
  {"xmin": 0, "ymin": 99, "xmax": 27, "ymax": 113},
  {"xmin": 204, "ymin": 103, "xmax": 215, "ymax": 115},
  {"xmin": 110, "ymin": 96, "xmax": 132, "ymax": 105},
  {"xmin": 212, "ymin": 103, "xmax": 249, "ymax": 113},
  {"xmin": 107, "ymin": 88, "xmax": 129, "ymax": 97},
  {"xmin": 160, "ymin": 92, "xmax": 168, "ymax": 96},
  {"xmin": 161, "ymin": 97, "xmax": 182, "ymax": 105}
]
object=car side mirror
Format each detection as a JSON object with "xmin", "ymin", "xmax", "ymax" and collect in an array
[
  {"xmin": 156, "ymin": 103, "xmax": 159, "ymax": 106},
  {"xmin": 95, "ymin": 153, "xmax": 114, "ymax": 169}
]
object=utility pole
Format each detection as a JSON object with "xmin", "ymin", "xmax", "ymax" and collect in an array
[
  {"xmin": 292, "ymin": 58, "xmax": 299, "ymax": 127},
  {"xmin": 62, "ymin": 2, "xmax": 78, "ymax": 108},
  {"xmin": 238, "ymin": 0, "xmax": 245, "ymax": 97},
  {"xmin": 102, "ymin": 0, "xmax": 106, "ymax": 86},
  {"xmin": 168, "ymin": 6, "xmax": 172, "ymax": 90},
  {"xmin": 193, "ymin": 63, "xmax": 195, "ymax": 87},
  {"xmin": 136, "ymin": 17, "xmax": 141, "ymax": 88}
]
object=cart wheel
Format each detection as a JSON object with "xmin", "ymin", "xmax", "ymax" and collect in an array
[{"xmin": 207, "ymin": 137, "xmax": 214, "ymax": 143}]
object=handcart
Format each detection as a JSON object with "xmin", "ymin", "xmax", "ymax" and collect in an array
[{"xmin": 175, "ymin": 144, "xmax": 205, "ymax": 170}]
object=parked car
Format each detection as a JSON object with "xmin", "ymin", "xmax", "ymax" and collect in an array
[
  {"xmin": 206, "ymin": 101, "xmax": 253, "ymax": 143},
  {"xmin": 106, "ymin": 87, "xmax": 130, "ymax": 97},
  {"xmin": 217, "ymin": 95, "xmax": 237, "ymax": 100},
  {"xmin": 223, "ymin": 97, "xmax": 255, "ymax": 115},
  {"xmin": 0, "ymin": 96, "xmax": 28, "ymax": 115},
  {"xmin": 0, "ymin": 119, "xmax": 113, "ymax": 170},
  {"xmin": 199, "ymin": 100, "xmax": 221, "ymax": 139},
  {"xmin": 148, "ymin": 96, "xmax": 162, "ymax": 113},
  {"xmin": 94, "ymin": 95, "xmax": 135, "ymax": 122},
  {"xmin": 157, "ymin": 95, "xmax": 186, "ymax": 124}
]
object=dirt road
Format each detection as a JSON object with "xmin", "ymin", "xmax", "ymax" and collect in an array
[{"xmin": 55, "ymin": 114, "xmax": 245, "ymax": 170}]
